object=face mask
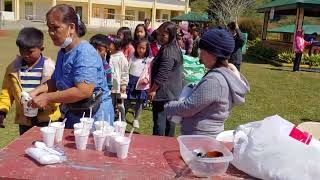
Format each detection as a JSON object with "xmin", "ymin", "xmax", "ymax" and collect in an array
[{"xmin": 60, "ymin": 27, "xmax": 73, "ymax": 49}]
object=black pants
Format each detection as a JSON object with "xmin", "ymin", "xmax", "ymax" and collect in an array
[
  {"xmin": 152, "ymin": 101, "xmax": 175, "ymax": 137},
  {"xmin": 19, "ymin": 121, "xmax": 48, "ymax": 135},
  {"xmin": 293, "ymin": 53, "xmax": 302, "ymax": 71}
]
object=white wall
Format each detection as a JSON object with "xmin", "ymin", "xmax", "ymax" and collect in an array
[{"xmin": 0, "ymin": 11, "xmax": 14, "ymax": 20}]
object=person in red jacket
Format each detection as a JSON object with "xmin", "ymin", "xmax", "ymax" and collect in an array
[{"xmin": 150, "ymin": 30, "xmax": 160, "ymax": 57}]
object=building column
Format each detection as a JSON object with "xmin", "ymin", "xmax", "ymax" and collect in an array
[
  {"xmin": 121, "ymin": 0, "xmax": 126, "ymax": 27},
  {"xmin": 14, "ymin": 0, "xmax": 20, "ymax": 20},
  {"xmin": 0, "ymin": 0, "xmax": 5, "ymax": 11},
  {"xmin": 261, "ymin": 11, "xmax": 269, "ymax": 41},
  {"xmin": 88, "ymin": 0, "xmax": 92, "ymax": 25},
  {"xmin": 33, "ymin": 0, "xmax": 36, "ymax": 18},
  {"xmin": 293, "ymin": 7, "xmax": 304, "ymax": 51},
  {"xmin": 185, "ymin": 0, "xmax": 189, "ymax": 14},
  {"xmin": 52, "ymin": 0, "xmax": 56, "ymax": 7},
  {"xmin": 151, "ymin": 0, "xmax": 156, "ymax": 28}
]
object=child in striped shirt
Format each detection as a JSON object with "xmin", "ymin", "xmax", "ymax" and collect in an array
[{"xmin": 0, "ymin": 27, "xmax": 60, "ymax": 135}]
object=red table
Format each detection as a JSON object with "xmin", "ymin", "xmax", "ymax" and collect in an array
[{"xmin": 0, "ymin": 127, "xmax": 254, "ymax": 179}]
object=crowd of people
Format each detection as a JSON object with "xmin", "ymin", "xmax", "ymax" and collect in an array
[{"xmin": 0, "ymin": 4, "xmax": 249, "ymax": 138}]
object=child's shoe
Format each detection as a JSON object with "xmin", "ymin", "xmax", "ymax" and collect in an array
[{"xmin": 133, "ymin": 119, "xmax": 139, "ymax": 128}]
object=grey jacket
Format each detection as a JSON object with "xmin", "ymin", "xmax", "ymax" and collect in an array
[{"xmin": 164, "ymin": 67, "xmax": 250, "ymax": 137}]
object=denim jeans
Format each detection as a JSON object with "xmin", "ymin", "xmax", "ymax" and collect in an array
[
  {"xmin": 293, "ymin": 53, "xmax": 302, "ymax": 71},
  {"xmin": 152, "ymin": 101, "xmax": 175, "ymax": 137}
]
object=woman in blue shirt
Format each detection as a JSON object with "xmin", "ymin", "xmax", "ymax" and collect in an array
[{"xmin": 29, "ymin": 4, "xmax": 114, "ymax": 128}]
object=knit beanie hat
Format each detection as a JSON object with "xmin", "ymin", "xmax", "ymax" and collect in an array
[{"xmin": 199, "ymin": 28, "xmax": 235, "ymax": 59}]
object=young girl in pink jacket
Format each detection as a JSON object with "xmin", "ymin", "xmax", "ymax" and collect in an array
[{"xmin": 293, "ymin": 29, "xmax": 310, "ymax": 71}]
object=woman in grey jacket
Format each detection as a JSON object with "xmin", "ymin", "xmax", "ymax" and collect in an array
[{"xmin": 164, "ymin": 28, "xmax": 250, "ymax": 137}]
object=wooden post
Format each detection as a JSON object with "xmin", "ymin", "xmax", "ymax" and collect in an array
[
  {"xmin": 293, "ymin": 7, "xmax": 304, "ymax": 51},
  {"xmin": 261, "ymin": 11, "xmax": 269, "ymax": 40},
  {"xmin": 88, "ymin": 0, "xmax": 92, "ymax": 25},
  {"xmin": 152, "ymin": 0, "xmax": 156, "ymax": 28},
  {"xmin": 121, "ymin": 0, "xmax": 126, "ymax": 27}
]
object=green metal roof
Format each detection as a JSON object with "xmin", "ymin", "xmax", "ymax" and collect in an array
[
  {"xmin": 171, "ymin": 12, "xmax": 209, "ymax": 22},
  {"xmin": 268, "ymin": 24, "xmax": 320, "ymax": 34},
  {"xmin": 258, "ymin": 0, "xmax": 320, "ymax": 9}
]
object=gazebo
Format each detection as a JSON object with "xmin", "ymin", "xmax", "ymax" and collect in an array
[{"xmin": 257, "ymin": 0, "xmax": 320, "ymax": 51}]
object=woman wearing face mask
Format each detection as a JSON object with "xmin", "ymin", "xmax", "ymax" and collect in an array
[{"xmin": 29, "ymin": 4, "xmax": 114, "ymax": 128}]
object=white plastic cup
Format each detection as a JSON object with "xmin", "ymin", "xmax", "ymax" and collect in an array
[
  {"xmin": 93, "ymin": 130, "xmax": 108, "ymax": 151},
  {"xmin": 21, "ymin": 92, "xmax": 38, "ymax": 117},
  {"xmin": 74, "ymin": 129, "xmax": 90, "ymax": 150},
  {"xmin": 94, "ymin": 121, "xmax": 110, "ymax": 131},
  {"xmin": 115, "ymin": 136, "xmax": 131, "ymax": 159},
  {"xmin": 40, "ymin": 127, "xmax": 56, "ymax": 147},
  {"xmin": 80, "ymin": 117, "xmax": 94, "ymax": 130},
  {"xmin": 114, "ymin": 121, "xmax": 127, "ymax": 136},
  {"xmin": 49, "ymin": 122, "xmax": 65, "ymax": 142},
  {"xmin": 108, "ymin": 132, "xmax": 120, "ymax": 153}
]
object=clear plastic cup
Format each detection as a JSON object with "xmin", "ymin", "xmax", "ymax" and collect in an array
[
  {"xmin": 74, "ymin": 129, "xmax": 90, "ymax": 150},
  {"xmin": 49, "ymin": 122, "xmax": 65, "ymax": 142},
  {"xmin": 40, "ymin": 127, "xmax": 56, "ymax": 147},
  {"xmin": 93, "ymin": 130, "xmax": 108, "ymax": 151},
  {"xmin": 80, "ymin": 117, "xmax": 94, "ymax": 130},
  {"xmin": 115, "ymin": 136, "xmax": 131, "ymax": 159},
  {"xmin": 114, "ymin": 121, "xmax": 127, "ymax": 136},
  {"xmin": 94, "ymin": 121, "xmax": 110, "ymax": 131},
  {"xmin": 107, "ymin": 132, "xmax": 120, "ymax": 153}
]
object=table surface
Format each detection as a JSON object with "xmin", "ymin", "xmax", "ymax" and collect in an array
[{"xmin": 0, "ymin": 127, "xmax": 255, "ymax": 180}]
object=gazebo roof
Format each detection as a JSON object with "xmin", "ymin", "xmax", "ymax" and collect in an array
[
  {"xmin": 257, "ymin": 0, "xmax": 320, "ymax": 17},
  {"xmin": 171, "ymin": 12, "xmax": 209, "ymax": 22},
  {"xmin": 268, "ymin": 24, "xmax": 320, "ymax": 34}
]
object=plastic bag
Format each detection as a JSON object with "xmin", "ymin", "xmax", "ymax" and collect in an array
[
  {"xmin": 183, "ymin": 55, "xmax": 205, "ymax": 84},
  {"xmin": 25, "ymin": 142, "xmax": 67, "ymax": 165},
  {"xmin": 232, "ymin": 115, "xmax": 320, "ymax": 180}
]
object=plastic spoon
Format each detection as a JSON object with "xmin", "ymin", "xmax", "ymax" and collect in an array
[{"xmin": 32, "ymin": 141, "xmax": 62, "ymax": 156}]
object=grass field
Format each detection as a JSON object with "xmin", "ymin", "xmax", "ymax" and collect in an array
[{"xmin": 1, "ymin": 30, "xmax": 320, "ymax": 148}]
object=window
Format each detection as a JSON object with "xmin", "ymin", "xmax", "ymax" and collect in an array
[
  {"xmin": 104, "ymin": 8, "xmax": 115, "ymax": 19},
  {"xmin": 162, "ymin": 14, "xmax": 169, "ymax": 21},
  {"xmin": 125, "ymin": 10, "xmax": 135, "ymax": 20},
  {"xmin": 138, "ymin": 11, "xmax": 145, "ymax": 21},
  {"xmin": 92, "ymin": 7, "xmax": 100, "ymax": 18}
]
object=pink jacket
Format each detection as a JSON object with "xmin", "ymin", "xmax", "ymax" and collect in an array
[
  {"xmin": 295, "ymin": 31, "xmax": 310, "ymax": 53},
  {"xmin": 135, "ymin": 58, "xmax": 152, "ymax": 90}
]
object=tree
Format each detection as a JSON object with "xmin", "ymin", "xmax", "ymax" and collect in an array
[{"xmin": 207, "ymin": 0, "xmax": 255, "ymax": 25}]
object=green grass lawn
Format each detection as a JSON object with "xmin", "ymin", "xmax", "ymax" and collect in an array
[{"xmin": 1, "ymin": 30, "xmax": 320, "ymax": 148}]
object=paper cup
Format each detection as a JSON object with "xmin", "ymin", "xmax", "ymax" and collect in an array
[
  {"xmin": 94, "ymin": 121, "xmax": 110, "ymax": 131},
  {"xmin": 115, "ymin": 136, "xmax": 131, "ymax": 159},
  {"xmin": 107, "ymin": 132, "xmax": 120, "ymax": 153},
  {"xmin": 74, "ymin": 129, "xmax": 90, "ymax": 150},
  {"xmin": 40, "ymin": 127, "xmax": 56, "ymax": 147},
  {"xmin": 114, "ymin": 121, "xmax": 127, "ymax": 136},
  {"xmin": 80, "ymin": 118, "xmax": 94, "ymax": 130},
  {"xmin": 21, "ymin": 92, "xmax": 38, "ymax": 117},
  {"xmin": 93, "ymin": 130, "xmax": 107, "ymax": 151},
  {"xmin": 49, "ymin": 122, "xmax": 65, "ymax": 142}
]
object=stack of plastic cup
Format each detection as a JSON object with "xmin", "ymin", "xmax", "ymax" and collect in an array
[
  {"xmin": 40, "ymin": 127, "xmax": 56, "ymax": 147},
  {"xmin": 115, "ymin": 136, "xmax": 131, "ymax": 159},
  {"xmin": 93, "ymin": 130, "xmax": 108, "ymax": 151},
  {"xmin": 114, "ymin": 121, "xmax": 127, "ymax": 136},
  {"xmin": 94, "ymin": 121, "xmax": 110, "ymax": 131},
  {"xmin": 74, "ymin": 129, "xmax": 90, "ymax": 150},
  {"xmin": 21, "ymin": 92, "xmax": 38, "ymax": 117},
  {"xmin": 49, "ymin": 122, "xmax": 65, "ymax": 142}
]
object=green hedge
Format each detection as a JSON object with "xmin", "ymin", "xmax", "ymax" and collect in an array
[{"xmin": 248, "ymin": 40, "xmax": 320, "ymax": 68}]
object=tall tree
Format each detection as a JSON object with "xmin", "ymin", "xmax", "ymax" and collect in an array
[{"xmin": 207, "ymin": 0, "xmax": 255, "ymax": 25}]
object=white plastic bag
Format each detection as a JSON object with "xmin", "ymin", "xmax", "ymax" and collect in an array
[
  {"xmin": 170, "ymin": 84, "xmax": 194, "ymax": 124},
  {"xmin": 232, "ymin": 115, "xmax": 320, "ymax": 180},
  {"xmin": 25, "ymin": 142, "xmax": 66, "ymax": 165}
]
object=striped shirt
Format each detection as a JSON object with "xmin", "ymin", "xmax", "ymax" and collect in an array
[{"xmin": 19, "ymin": 56, "xmax": 44, "ymax": 92}]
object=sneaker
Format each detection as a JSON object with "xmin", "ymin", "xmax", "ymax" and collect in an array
[{"xmin": 133, "ymin": 119, "xmax": 139, "ymax": 128}]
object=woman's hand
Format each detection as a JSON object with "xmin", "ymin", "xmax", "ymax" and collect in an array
[
  {"xmin": 120, "ymin": 85, "xmax": 126, "ymax": 94},
  {"xmin": 29, "ymin": 93, "xmax": 50, "ymax": 108}
]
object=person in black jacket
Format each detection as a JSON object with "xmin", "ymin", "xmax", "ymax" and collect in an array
[
  {"xmin": 148, "ymin": 21, "xmax": 183, "ymax": 137},
  {"xmin": 227, "ymin": 21, "xmax": 244, "ymax": 71}
]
